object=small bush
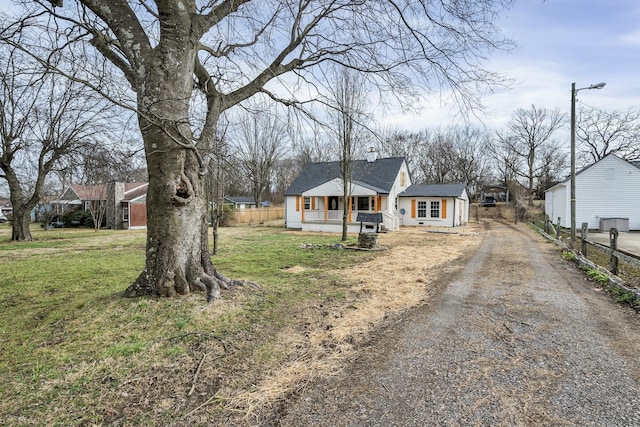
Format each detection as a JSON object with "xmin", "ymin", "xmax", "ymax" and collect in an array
[
  {"xmin": 586, "ymin": 269, "xmax": 609, "ymax": 284},
  {"xmin": 562, "ymin": 250, "xmax": 576, "ymax": 262}
]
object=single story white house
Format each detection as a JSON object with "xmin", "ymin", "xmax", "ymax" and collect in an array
[
  {"xmin": 224, "ymin": 196, "xmax": 257, "ymax": 209},
  {"xmin": 284, "ymin": 154, "xmax": 411, "ymax": 233},
  {"xmin": 544, "ymin": 154, "xmax": 640, "ymax": 231},
  {"xmin": 397, "ymin": 183, "xmax": 470, "ymax": 227}
]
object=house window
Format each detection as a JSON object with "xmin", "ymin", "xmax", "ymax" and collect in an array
[
  {"xmin": 417, "ymin": 201, "xmax": 427, "ymax": 218},
  {"xmin": 122, "ymin": 203, "xmax": 129, "ymax": 221},
  {"xmin": 430, "ymin": 201, "xmax": 440, "ymax": 218},
  {"xmin": 357, "ymin": 197, "xmax": 370, "ymax": 211},
  {"xmin": 400, "ymin": 172, "xmax": 407, "ymax": 187},
  {"xmin": 304, "ymin": 197, "xmax": 311, "ymax": 210}
]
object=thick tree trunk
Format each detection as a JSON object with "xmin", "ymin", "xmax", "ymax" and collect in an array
[
  {"xmin": 123, "ymin": 127, "xmax": 216, "ymax": 299},
  {"xmin": 119, "ymin": 5, "xmax": 258, "ymax": 301},
  {"xmin": 11, "ymin": 208, "xmax": 33, "ymax": 241}
]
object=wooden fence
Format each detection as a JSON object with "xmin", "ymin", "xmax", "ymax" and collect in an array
[
  {"xmin": 226, "ymin": 205, "xmax": 285, "ymax": 226},
  {"xmin": 533, "ymin": 218, "xmax": 640, "ymax": 300}
]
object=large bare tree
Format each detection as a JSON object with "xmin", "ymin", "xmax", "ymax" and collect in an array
[
  {"xmin": 576, "ymin": 106, "xmax": 640, "ymax": 165},
  {"xmin": 5, "ymin": 0, "xmax": 514, "ymax": 299},
  {"xmin": 496, "ymin": 105, "xmax": 565, "ymax": 206},
  {"xmin": 0, "ymin": 44, "xmax": 111, "ymax": 240},
  {"xmin": 378, "ymin": 127, "xmax": 425, "ymax": 182},
  {"xmin": 231, "ymin": 106, "xmax": 289, "ymax": 207},
  {"xmin": 328, "ymin": 69, "xmax": 369, "ymax": 241}
]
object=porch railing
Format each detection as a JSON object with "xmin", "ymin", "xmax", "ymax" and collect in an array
[{"xmin": 303, "ymin": 209, "xmax": 400, "ymax": 231}]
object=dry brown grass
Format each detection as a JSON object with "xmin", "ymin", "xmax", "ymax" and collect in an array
[{"xmin": 217, "ymin": 225, "xmax": 482, "ymax": 423}]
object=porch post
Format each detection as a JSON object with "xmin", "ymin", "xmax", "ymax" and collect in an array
[
  {"xmin": 324, "ymin": 195, "xmax": 328, "ymax": 223},
  {"xmin": 301, "ymin": 195, "xmax": 305, "ymax": 222}
]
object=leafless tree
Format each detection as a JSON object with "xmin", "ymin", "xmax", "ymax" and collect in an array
[
  {"xmin": 417, "ymin": 129, "xmax": 456, "ymax": 184},
  {"xmin": 413, "ymin": 126, "xmax": 491, "ymax": 199},
  {"xmin": 230, "ymin": 106, "xmax": 289, "ymax": 207},
  {"xmin": 378, "ymin": 127, "xmax": 425, "ymax": 182},
  {"xmin": 83, "ymin": 183, "xmax": 107, "ymax": 231},
  {"xmin": 447, "ymin": 126, "xmax": 492, "ymax": 199},
  {"xmin": 0, "ymin": 44, "xmax": 112, "ymax": 240},
  {"xmin": 207, "ymin": 121, "xmax": 232, "ymax": 256},
  {"xmin": 6, "ymin": 0, "xmax": 515, "ymax": 299},
  {"xmin": 271, "ymin": 157, "xmax": 299, "ymax": 204},
  {"xmin": 327, "ymin": 69, "xmax": 370, "ymax": 241},
  {"xmin": 495, "ymin": 105, "xmax": 565, "ymax": 206},
  {"xmin": 291, "ymin": 124, "xmax": 334, "ymax": 167},
  {"xmin": 576, "ymin": 106, "xmax": 640, "ymax": 165},
  {"xmin": 536, "ymin": 141, "xmax": 568, "ymax": 197}
]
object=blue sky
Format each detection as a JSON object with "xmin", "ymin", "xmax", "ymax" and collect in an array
[
  {"xmin": 1, "ymin": 0, "xmax": 638, "ymax": 139},
  {"xmin": 388, "ymin": 0, "xmax": 640, "ymax": 137}
]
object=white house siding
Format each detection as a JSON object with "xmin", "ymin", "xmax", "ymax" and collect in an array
[
  {"xmin": 285, "ymin": 196, "xmax": 302, "ymax": 229},
  {"xmin": 398, "ymin": 196, "xmax": 466, "ymax": 227},
  {"xmin": 545, "ymin": 155, "xmax": 640, "ymax": 230},
  {"xmin": 577, "ymin": 156, "xmax": 640, "ymax": 230},
  {"xmin": 388, "ymin": 163, "xmax": 412, "ymax": 214},
  {"xmin": 545, "ymin": 184, "xmax": 568, "ymax": 227},
  {"xmin": 284, "ymin": 158, "xmax": 412, "ymax": 232}
]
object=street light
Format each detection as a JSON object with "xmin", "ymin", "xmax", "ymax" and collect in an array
[{"xmin": 571, "ymin": 81, "xmax": 606, "ymax": 243}]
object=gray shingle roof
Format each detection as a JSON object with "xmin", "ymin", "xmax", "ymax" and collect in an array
[
  {"xmin": 398, "ymin": 183, "xmax": 467, "ymax": 198},
  {"xmin": 225, "ymin": 196, "xmax": 256, "ymax": 204},
  {"xmin": 284, "ymin": 157, "xmax": 406, "ymax": 195}
]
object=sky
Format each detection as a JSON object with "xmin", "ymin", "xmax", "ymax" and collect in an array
[
  {"xmin": 385, "ymin": 0, "xmax": 640, "ymax": 141},
  {"xmin": 1, "ymin": 0, "xmax": 638, "ymax": 144}
]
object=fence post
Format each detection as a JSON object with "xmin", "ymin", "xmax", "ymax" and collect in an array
[
  {"xmin": 609, "ymin": 227, "xmax": 619, "ymax": 275},
  {"xmin": 581, "ymin": 222, "xmax": 588, "ymax": 256},
  {"xmin": 556, "ymin": 217, "xmax": 561, "ymax": 240}
]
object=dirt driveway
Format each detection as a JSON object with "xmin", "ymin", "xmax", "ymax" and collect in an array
[{"xmin": 271, "ymin": 220, "xmax": 640, "ymax": 426}]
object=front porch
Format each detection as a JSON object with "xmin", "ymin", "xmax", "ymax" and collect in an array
[{"xmin": 286, "ymin": 181, "xmax": 401, "ymax": 232}]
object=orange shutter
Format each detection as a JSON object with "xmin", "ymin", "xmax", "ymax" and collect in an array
[
  {"xmin": 441, "ymin": 199, "xmax": 447, "ymax": 219},
  {"xmin": 324, "ymin": 196, "xmax": 328, "ymax": 222},
  {"xmin": 296, "ymin": 196, "xmax": 300, "ymax": 211},
  {"xmin": 377, "ymin": 196, "xmax": 382, "ymax": 212},
  {"xmin": 311, "ymin": 197, "xmax": 316, "ymax": 210},
  {"xmin": 411, "ymin": 199, "xmax": 416, "ymax": 218}
]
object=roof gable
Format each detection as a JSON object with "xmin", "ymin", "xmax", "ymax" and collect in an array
[
  {"xmin": 225, "ymin": 196, "xmax": 256, "ymax": 204},
  {"xmin": 284, "ymin": 157, "xmax": 406, "ymax": 195},
  {"xmin": 123, "ymin": 183, "xmax": 148, "ymax": 201},
  {"xmin": 552, "ymin": 154, "xmax": 638, "ymax": 189},
  {"xmin": 61, "ymin": 184, "xmax": 108, "ymax": 201}
]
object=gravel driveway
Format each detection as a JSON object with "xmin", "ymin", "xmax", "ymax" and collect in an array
[{"xmin": 271, "ymin": 220, "xmax": 640, "ymax": 426}]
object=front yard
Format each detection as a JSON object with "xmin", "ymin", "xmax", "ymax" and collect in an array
[{"xmin": 0, "ymin": 223, "xmax": 480, "ymax": 425}]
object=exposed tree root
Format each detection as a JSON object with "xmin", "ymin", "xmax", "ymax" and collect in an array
[
  {"xmin": 201, "ymin": 270, "xmax": 261, "ymax": 303},
  {"xmin": 125, "ymin": 269, "xmax": 260, "ymax": 303}
]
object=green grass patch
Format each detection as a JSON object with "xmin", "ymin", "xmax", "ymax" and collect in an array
[{"xmin": 0, "ymin": 226, "xmax": 374, "ymax": 425}]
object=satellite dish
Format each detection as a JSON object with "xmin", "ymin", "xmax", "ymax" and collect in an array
[{"xmin": 400, "ymin": 208, "xmax": 406, "ymax": 215}]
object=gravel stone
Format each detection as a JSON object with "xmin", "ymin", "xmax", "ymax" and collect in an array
[{"xmin": 270, "ymin": 221, "xmax": 640, "ymax": 426}]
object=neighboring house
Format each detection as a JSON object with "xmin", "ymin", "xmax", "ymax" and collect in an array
[
  {"xmin": 397, "ymin": 183, "xmax": 470, "ymax": 227},
  {"xmin": 284, "ymin": 154, "xmax": 412, "ymax": 233},
  {"xmin": 545, "ymin": 154, "xmax": 640, "ymax": 231},
  {"xmin": 57, "ymin": 182, "xmax": 148, "ymax": 229},
  {"xmin": 0, "ymin": 197, "xmax": 13, "ymax": 219},
  {"xmin": 224, "ymin": 196, "xmax": 257, "ymax": 209}
]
